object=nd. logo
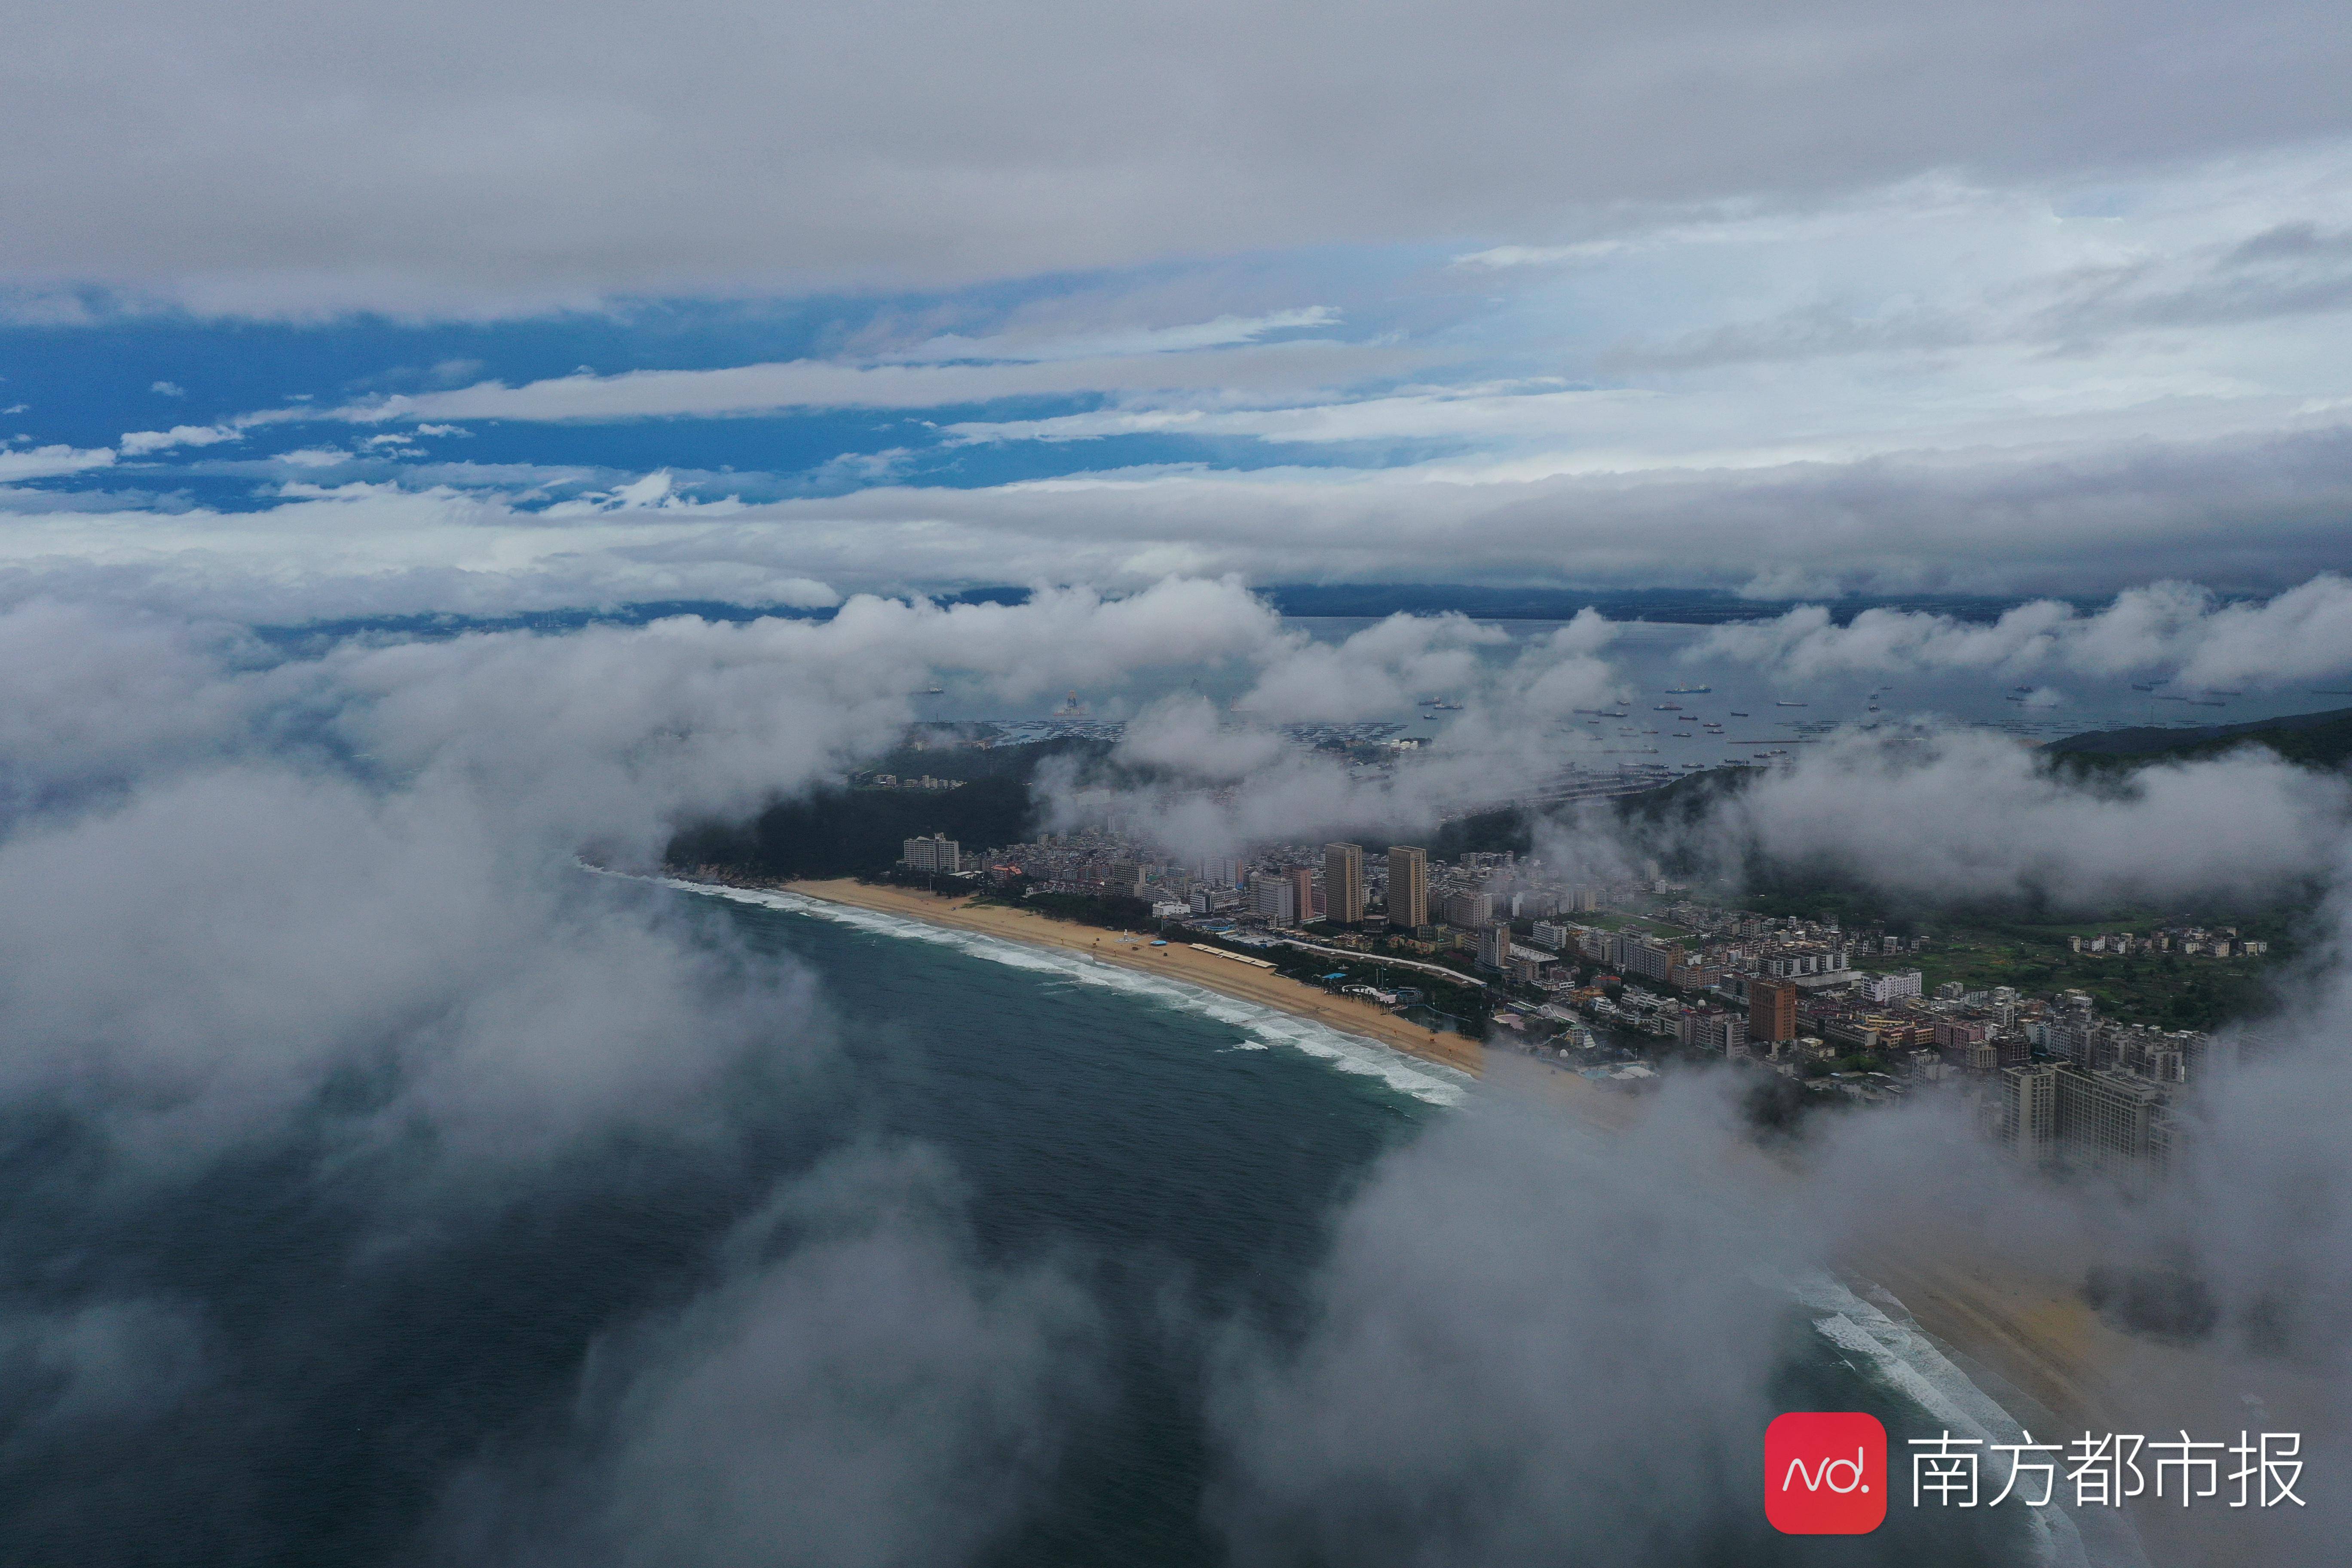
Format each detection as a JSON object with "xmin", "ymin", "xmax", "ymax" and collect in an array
[{"xmin": 1765, "ymin": 1412, "xmax": 1888, "ymax": 1534}]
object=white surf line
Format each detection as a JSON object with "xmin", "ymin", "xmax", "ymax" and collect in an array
[
  {"xmin": 652, "ymin": 876, "xmax": 1471, "ymax": 1107},
  {"xmin": 1787, "ymin": 1271, "xmax": 2093, "ymax": 1568}
]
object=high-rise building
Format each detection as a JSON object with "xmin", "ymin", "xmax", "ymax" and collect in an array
[
  {"xmin": 2003, "ymin": 1063, "xmax": 2165, "ymax": 1171},
  {"xmin": 1476, "ymin": 923, "xmax": 1513, "ymax": 971},
  {"xmin": 900, "ymin": 833, "xmax": 961, "ymax": 873},
  {"xmin": 1749, "ymin": 977, "xmax": 1799, "ymax": 1043},
  {"xmin": 2057, "ymin": 1066, "xmax": 2163, "ymax": 1169},
  {"xmin": 1323, "ymin": 842, "xmax": 1366, "ymax": 926},
  {"xmin": 1440, "ymin": 889, "xmax": 1492, "ymax": 929},
  {"xmin": 2001, "ymin": 1065, "xmax": 2057, "ymax": 1162},
  {"xmin": 1288, "ymin": 865, "xmax": 1317, "ymax": 922},
  {"xmin": 1249, "ymin": 872, "xmax": 1296, "ymax": 924},
  {"xmin": 1386, "ymin": 845, "xmax": 1428, "ymax": 931}
]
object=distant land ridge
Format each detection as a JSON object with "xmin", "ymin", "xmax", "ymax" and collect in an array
[{"xmin": 2046, "ymin": 706, "xmax": 2352, "ymax": 769}]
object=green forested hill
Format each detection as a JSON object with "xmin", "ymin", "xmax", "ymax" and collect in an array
[{"xmin": 2045, "ymin": 705, "xmax": 2352, "ymax": 770}]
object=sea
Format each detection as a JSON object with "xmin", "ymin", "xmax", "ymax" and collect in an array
[{"xmin": 0, "ymin": 879, "xmax": 2125, "ymax": 1567}]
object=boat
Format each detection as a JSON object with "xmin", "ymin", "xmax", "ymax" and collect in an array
[
  {"xmin": 920, "ymin": 686, "xmax": 945, "ymax": 695},
  {"xmin": 1663, "ymin": 685, "xmax": 1712, "ymax": 694},
  {"xmin": 1598, "ymin": 710, "xmax": 1629, "ymax": 718},
  {"xmin": 1671, "ymin": 732, "xmax": 1691, "ymax": 738},
  {"xmin": 1424, "ymin": 699, "xmax": 1463, "ymax": 711},
  {"xmin": 1729, "ymin": 710, "xmax": 1749, "ymax": 717},
  {"xmin": 2131, "ymin": 682, "xmax": 2164, "ymax": 692},
  {"xmin": 1654, "ymin": 702, "xmax": 1681, "ymax": 711},
  {"xmin": 1774, "ymin": 701, "xmax": 1807, "ymax": 707}
]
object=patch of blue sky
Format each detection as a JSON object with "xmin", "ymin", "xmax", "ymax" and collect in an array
[
  {"xmin": 3, "ymin": 269, "xmax": 1483, "ymax": 511},
  {"xmin": 0, "ymin": 244, "xmax": 1444, "ymax": 444}
]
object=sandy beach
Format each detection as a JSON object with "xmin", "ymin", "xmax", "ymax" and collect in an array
[
  {"xmin": 780, "ymin": 878, "xmax": 1485, "ymax": 1076},
  {"xmin": 766, "ymin": 876, "xmax": 2321, "ymax": 1566}
]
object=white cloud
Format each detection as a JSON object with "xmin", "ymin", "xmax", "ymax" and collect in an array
[
  {"xmin": 0, "ymin": 443, "xmax": 113, "ymax": 481},
  {"xmin": 1695, "ymin": 574, "xmax": 2352, "ymax": 689},
  {"xmin": 118, "ymin": 424, "xmax": 243, "ymax": 456},
  {"xmin": 150, "ymin": 380, "xmax": 185, "ymax": 397},
  {"xmin": 1237, "ymin": 613, "xmax": 1506, "ymax": 723},
  {"xmin": 9, "ymin": 439, "xmax": 2352, "ymax": 621},
  {"xmin": 258, "ymin": 336, "xmax": 1418, "ymax": 426},
  {"xmin": 1687, "ymin": 728, "xmax": 2352, "ymax": 907},
  {"xmin": 884, "ymin": 306, "xmax": 1343, "ymax": 364}
]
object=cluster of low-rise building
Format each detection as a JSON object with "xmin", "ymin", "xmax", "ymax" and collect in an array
[{"xmin": 2064, "ymin": 926, "xmax": 2266, "ymax": 958}]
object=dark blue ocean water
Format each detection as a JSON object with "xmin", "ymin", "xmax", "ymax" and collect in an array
[{"xmin": 0, "ymin": 884, "xmax": 2048, "ymax": 1567}]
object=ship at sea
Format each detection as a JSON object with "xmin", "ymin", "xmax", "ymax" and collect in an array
[
  {"xmin": 1663, "ymin": 685, "xmax": 1711, "ymax": 694},
  {"xmin": 1774, "ymin": 700, "xmax": 1808, "ymax": 707}
]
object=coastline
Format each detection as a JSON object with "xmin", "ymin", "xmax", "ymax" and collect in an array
[
  {"xmin": 677, "ymin": 872, "xmax": 2304, "ymax": 1567},
  {"xmin": 774, "ymin": 877, "xmax": 1486, "ymax": 1077}
]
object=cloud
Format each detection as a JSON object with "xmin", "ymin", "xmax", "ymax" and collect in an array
[
  {"xmin": 1237, "ymin": 612, "xmax": 1507, "ymax": 723},
  {"xmin": 1206, "ymin": 1094, "xmax": 1814, "ymax": 1567},
  {"xmin": 429, "ymin": 1146, "xmax": 1102, "ymax": 1568},
  {"xmin": 0, "ymin": 444, "xmax": 113, "ymax": 481},
  {"xmin": 1049, "ymin": 612, "xmax": 1623, "ymax": 858},
  {"xmin": 882, "ymin": 306, "xmax": 1344, "ymax": 364},
  {"xmin": 118, "ymin": 425, "xmax": 242, "ymax": 456},
  {"xmin": 1597, "ymin": 726, "xmax": 2352, "ymax": 910},
  {"xmin": 1114, "ymin": 694, "xmax": 1290, "ymax": 783},
  {"xmin": 0, "ymin": 483, "xmax": 853, "ymax": 622},
  {"xmin": 1695, "ymin": 574, "xmax": 2352, "ymax": 688},
  {"xmin": 150, "ymin": 381, "xmax": 185, "ymax": 397},
  {"xmin": 5, "ymin": 2, "xmax": 2350, "ymax": 316},
  {"xmin": 260, "ymin": 336, "xmax": 1417, "ymax": 426}
]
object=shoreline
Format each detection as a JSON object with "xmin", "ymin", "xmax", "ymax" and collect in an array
[
  {"xmin": 676, "ymin": 872, "xmax": 2302, "ymax": 1566},
  {"xmin": 772, "ymin": 877, "xmax": 1487, "ymax": 1078}
]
